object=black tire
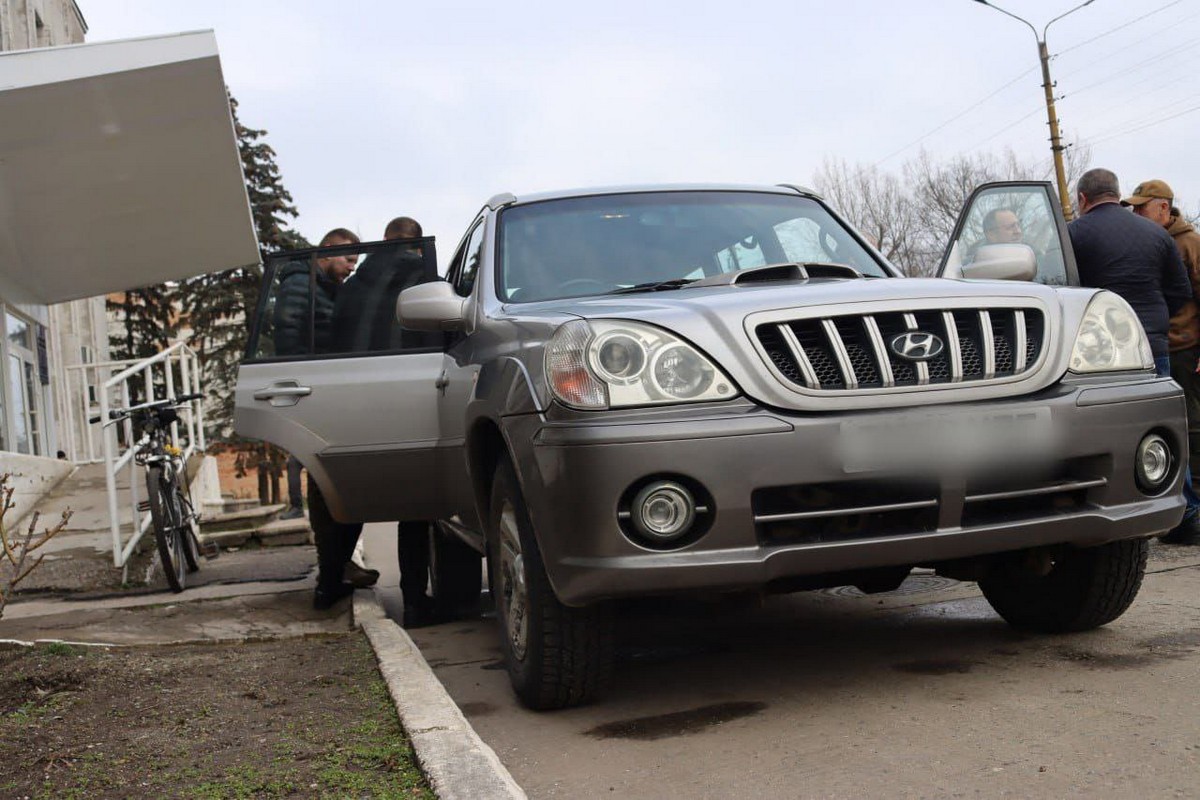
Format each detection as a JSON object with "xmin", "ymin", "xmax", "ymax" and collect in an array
[
  {"xmin": 487, "ymin": 456, "xmax": 613, "ymax": 710},
  {"xmin": 429, "ymin": 526, "xmax": 483, "ymax": 616},
  {"xmin": 147, "ymin": 466, "xmax": 186, "ymax": 593},
  {"xmin": 979, "ymin": 539, "xmax": 1148, "ymax": 633},
  {"xmin": 177, "ymin": 486, "xmax": 201, "ymax": 573}
]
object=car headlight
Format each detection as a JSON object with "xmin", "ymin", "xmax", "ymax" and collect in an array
[
  {"xmin": 1069, "ymin": 291, "xmax": 1154, "ymax": 373},
  {"xmin": 546, "ymin": 320, "xmax": 737, "ymax": 409}
]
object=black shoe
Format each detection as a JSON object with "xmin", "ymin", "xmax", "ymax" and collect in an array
[
  {"xmin": 1161, "ymin": 515, "xmax": 1200, "ymax": 545},
  {"xmin": 402, "ymin": 596, "xmax": 443, "ymax": 629},
  {"xmin": 343, "ymin": 561, "xmax": 380, "ymax": 588},
  {"xmin": 279, "ymin": 505, "xmax": 305, "ymax": 521},
  {"xmin": 313, "ymin": 582, "xmax": 355, "ymax": 610}
]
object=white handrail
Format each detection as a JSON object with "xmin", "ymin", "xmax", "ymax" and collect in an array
[{"xmin": 70, "ymin": 342, "xmax": 206, "ymax": 575}]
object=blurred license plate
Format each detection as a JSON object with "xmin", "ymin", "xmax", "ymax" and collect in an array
[{"xmin": 839, "ymin": 407, "xmax": 1053, "ymax": 473}]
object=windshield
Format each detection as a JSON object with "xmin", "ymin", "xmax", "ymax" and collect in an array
[{"xmin": 496, "ymin": 191, "xmax": 891, "ymax": 303}]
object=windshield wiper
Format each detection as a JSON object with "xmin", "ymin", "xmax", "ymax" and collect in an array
[{"xmin": 605, "ymin": 278, "xmax": 698, "ymax": 295}]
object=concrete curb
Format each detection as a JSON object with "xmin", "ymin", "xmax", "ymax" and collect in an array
[{"xmin": 353, "ymin": 589, "xmax": 526, "ymax": 800}]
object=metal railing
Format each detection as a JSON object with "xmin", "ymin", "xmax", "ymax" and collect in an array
[{"xmin": 64, "ymin": 343, "xmax": 205, "ymax": 571}]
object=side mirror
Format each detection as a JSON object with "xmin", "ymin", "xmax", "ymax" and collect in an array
[
  {"xmin": 397, "ymin": 281, "xmax": 467, "ymax": 331},
  {"xmin": 961, "ymin": 243, "xmax": 1037, "ymax": 282}
]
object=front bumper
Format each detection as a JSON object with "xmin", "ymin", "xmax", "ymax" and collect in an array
[{"xmin": 507, "ymin": 377, "xmax": 1186, "ymax": 605}]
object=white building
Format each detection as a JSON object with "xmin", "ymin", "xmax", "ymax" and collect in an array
[
  {"xmin": 0, "ymin": 0, "xmax": 99, "ymax": 463},
  {"xmin": 0, "ymin": 6, "xmax": 259, "ymax": 523}
]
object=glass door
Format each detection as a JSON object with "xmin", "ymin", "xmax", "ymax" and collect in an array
[{"xmin": 5, "ymin": 313, "xmax": 43, "ymax": 456}]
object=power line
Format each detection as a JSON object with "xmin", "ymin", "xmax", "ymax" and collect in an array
[
  {"xmin": 1055, "ymin": 0, "xmax": 1186, "ymax": 56},
  {"xmin": 1087, "ymin": 102, "xmax": 1200, "ymax": 144},
  {"xmin": 1063, "ymin": 36, "xmax": 1200, "ymax": 97},
  {"xmin": 873, "ymin": 66, "xmax": 1036, "ymax": 166},
  {"xmin": 966, "ymin": 105, "xmax": 1047, "ymax": 152},
  {"xmin": 1054, "ymin": 9, "xmax": 1200, "ymax": 81}
]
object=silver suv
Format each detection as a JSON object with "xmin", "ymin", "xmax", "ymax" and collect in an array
[{"xmin": 236, "ymin": 182, "xmax": 1185, "ymax": 709}]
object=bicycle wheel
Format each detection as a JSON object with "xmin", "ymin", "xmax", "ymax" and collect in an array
[
  {"xmin": 146, "ymin": 466, "xmax": 186, "ymax": 592},
  {"xmin": 176, "ymin": 485, "xmax": 201, "ymax": 573}
]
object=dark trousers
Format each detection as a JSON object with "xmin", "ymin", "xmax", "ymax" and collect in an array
[
  {"xmin": 398, "ymin": 521, "xmax": 430, "ymax": 604},
  {"xmin": 306, "ymin": 474, "xmax": 364, "ymax": 590},
  {"xmin": 287, "ymin": 456, "xmax": 303, "ymax": 509}
]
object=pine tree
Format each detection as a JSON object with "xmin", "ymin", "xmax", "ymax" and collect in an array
[
  {"xmin": 180, "ymin": 93, "xmax": 309, "ymax": 503},
  {"xmin": 107, "ymin": 286, "xmax": 178, "ymax": 405}
]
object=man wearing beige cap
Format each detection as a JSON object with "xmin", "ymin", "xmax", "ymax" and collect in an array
[{"xmin": 1126, "ymin": 179, "xmax": 1200, "ymax": 544}]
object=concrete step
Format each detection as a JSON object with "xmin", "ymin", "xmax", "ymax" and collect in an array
[
  {"xmin": 204, "ymin": 497, "xmax": 261, "ymax": 514},
  {"xmin": 200, "ymin": 504, "xmax": 285, "ymax": 534},
  {"xmin": 202, "ymin": 517, "xmax": 312, "ymax": 550}
]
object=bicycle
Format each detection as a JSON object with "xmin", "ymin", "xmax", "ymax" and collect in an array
[{"xmin": 91, "ymin": 393, "xmax": 209, "ymax": 592}]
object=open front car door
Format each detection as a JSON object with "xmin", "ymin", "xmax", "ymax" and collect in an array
[{"xmin": 234, "ymin": 237, "xmax": 450, "ymax": 523}]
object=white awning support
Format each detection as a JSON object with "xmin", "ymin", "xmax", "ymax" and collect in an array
[{"xmin": 0, "ymin": 31, "xmax": 259, "ymax": 304}]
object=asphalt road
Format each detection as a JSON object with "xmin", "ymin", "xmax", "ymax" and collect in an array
[{"xmin": 362, "ymin": 525, "xmax": 1200, "ymax": 799}]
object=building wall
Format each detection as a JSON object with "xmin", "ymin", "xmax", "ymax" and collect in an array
[{"xmin": 0, "ymin": 0, "xmax": 97, "ymax": 464}]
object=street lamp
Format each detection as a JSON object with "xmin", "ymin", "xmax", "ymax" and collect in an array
[{"xmin": 974, "ymin": 0, "xmax": 1096, "ymax": 220}]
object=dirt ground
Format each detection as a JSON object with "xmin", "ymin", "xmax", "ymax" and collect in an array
[{"xmin": 0, "ymin": 634, "xmax": 432, "ymax": 799}]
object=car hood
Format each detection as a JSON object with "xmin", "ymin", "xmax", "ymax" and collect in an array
[{"xmin": 502, "ymin": 277, "xmax": 1099, "ymax": 412}]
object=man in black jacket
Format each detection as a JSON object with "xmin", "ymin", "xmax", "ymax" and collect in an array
[
  {"xmin": 1068, "ymin": 168, "xmax": 1191, "ymax": 375},
  {"xmin": 329, "ymin": 217, "xmax": 440, "ymax": 626},
  {"xmin": 272, "ymin": 227, "xmax": 380, "ymax": 609},
  {"xmin": 330, "ymin": 217, "xmax": 429, "ymax": 353}
]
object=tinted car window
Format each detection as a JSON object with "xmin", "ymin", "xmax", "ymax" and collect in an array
[
  {"xmin": 249, "ymin": 238, "xmax": 438, "ymax": 360},
  {"xmin": 497, "ymin": 191, "xmax": 889, "ymax": 303}
]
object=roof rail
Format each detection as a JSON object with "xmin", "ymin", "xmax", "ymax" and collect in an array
[
  {"xmin": 486, "ymin": 192, "xmax": 517, "ymax": 210},
  {"xmin": 776, "ymin": 183, "xmax": 823, "ymax": 200}
]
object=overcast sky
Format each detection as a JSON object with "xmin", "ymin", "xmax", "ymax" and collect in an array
[{"xmin": 82, "ymin": 0, "xmax": 1200, "ymax": 268}]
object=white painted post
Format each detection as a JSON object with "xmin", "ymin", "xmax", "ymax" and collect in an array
[
  {"xmin": 164, "ymin": 352, "xmax": 179, "ymax": 446},
  {"xmin": 193, "ymin": 351, "xmax": 206, "ymax": 451},
  {"xmin": 100, "ymin": 371, "xmax": 121, "ymax": 567}
]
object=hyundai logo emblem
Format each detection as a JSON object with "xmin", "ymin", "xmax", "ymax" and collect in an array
[{"xmin": 889, "ymin": 331, "xmax": 944, "ymax": 361}]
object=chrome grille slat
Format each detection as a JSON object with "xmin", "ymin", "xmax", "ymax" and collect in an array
[
  {"xmin": 777, "ymin": 323, "xmax": 821, "ymax": 388},
  {"xmin": 1014, "ymin": 310, "xmax": 1027, "ymax": 373},
  {"xmin": 942, "ymin": 311, "xmax": 963, "ymax": 382},
  {"xmin": 863, "ymin": 316, "xmax": 895, "ymax": 388},
  {"xmin": 979, "ymin": 310, "xmax": 996, "ymax": 380},
  {"xmin": 902, "ymin": 313, "xmax": 930, "ymax": 386},
  {"xmin": 821, "ymin": 319, "xmax": 859, "ymax": 389}
]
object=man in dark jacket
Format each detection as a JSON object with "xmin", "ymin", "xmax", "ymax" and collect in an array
[
  {"xmin": 1127, "ymin": 179, "xmax": 1200, "ymax": 544},
  {"xmin": 331, "ymin": 217, "xmax": 430, "ymax": 353},
  {"xmin": 329, "ymin": 217, "xmax": 441, "ymax": 626},
  {"xmin": 272, "ymin": 227, "xmax": 380, "ymax": 608},
  {"xmin": 1068, "ymin": 168, "xmax": 1191, "ymax": 371}
]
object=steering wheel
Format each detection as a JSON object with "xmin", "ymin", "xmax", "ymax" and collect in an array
[{"xmin": 557, "ymin": 278, "xmax": 614, "ymax": 294}]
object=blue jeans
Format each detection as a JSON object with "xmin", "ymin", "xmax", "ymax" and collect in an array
[{"xmin": 1157, "ymin": 355, "xmax": 1200, "ymax": 521}]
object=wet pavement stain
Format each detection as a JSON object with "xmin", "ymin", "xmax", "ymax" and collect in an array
[
  {"xmin": 892, "ymin": 659, "xmax": 976, "ymax": 675},
  {"xmin": 584, "ymin": 701, "xmax": 768, "ymax": 741},
  {"xmin": 458, "ymin": 701, "xmax": 497, "ymax": 717},
  {"xmin": 480, "ymin": 660, "xmax": 506, "ymax": 671},
  {"xmin": 1055, "ymin": 648, "xmax": 1153, "ymax": 670}
]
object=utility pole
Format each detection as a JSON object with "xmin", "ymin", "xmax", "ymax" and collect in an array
[{"xmin": 974, "ymin": 0, "xmax": 1096, "ymax": 221}]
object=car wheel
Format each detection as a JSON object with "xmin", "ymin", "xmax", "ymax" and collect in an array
[
  {"xmin": 487, "ymin": 455, "xmax": 613, "ymax": 710},
  {"xmin": 979, "ymin": 539, "xmax": 1148, "ymax": 633},
  {"xmin": 429, "ymin": 525, "xmax": 483, "ymax": 617}
]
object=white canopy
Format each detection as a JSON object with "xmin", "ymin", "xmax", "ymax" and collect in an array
[{"xmin": 0, "ymin": 31, "xmax": 259, "ymax": 304}]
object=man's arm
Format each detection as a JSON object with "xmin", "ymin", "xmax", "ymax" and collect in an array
[
  {"xmin": 1162, "ymin": 235, "xmax": 1193, "ymax": 317},
  {"xmin": 273, "ymin": 271, "xmax": 309, "ymax": 356}
]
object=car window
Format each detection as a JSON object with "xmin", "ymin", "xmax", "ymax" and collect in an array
[
  {"xmin": 950, "ymin": 186, "xmax": 1068, "ymax": 286},
  {"xmin": 248, "ymin": 238, "xmax": 439, "ymax": 361},
  {"xmin": 497, "ymin": 191, "xmax": 890, "ymax": 303},
  {"xmin": 454, "ymin": 220, "xmax": 486, "ymax": 298}
]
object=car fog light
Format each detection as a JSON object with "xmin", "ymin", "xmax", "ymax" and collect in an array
[
  {"xmin": 1135, "ymin": 433, "xmax": 1172, "ymax": 493},
  {"xmin": 631, "ymin": 481, "xmax": 696, "ymax": 541}
]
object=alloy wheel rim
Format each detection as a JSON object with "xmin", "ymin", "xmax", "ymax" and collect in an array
[{"xmin": 498, "ymin": 502, "xmax": 529, "ymax": 661}]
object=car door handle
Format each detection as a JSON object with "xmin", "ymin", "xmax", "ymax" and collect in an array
[
  {"xmin": 435, "ymin": 371, "xmax": 449, "ymax": 391},
  {"xmin": 253, "ymin": 384, "xmax": 312, "ymax": 401}
]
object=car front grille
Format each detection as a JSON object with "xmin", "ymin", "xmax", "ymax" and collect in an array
[{"xmin": 755, "ymin": 307, "xmax": 1045, "ymax": 391}]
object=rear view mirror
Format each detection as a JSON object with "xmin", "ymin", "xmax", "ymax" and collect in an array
[
  {"xmin": 961, "ymin": 243, "xmax": 1037, "ymax": 281},
  {"xmin": 397, "ymin": 280, "xmax": 467, "ymax": 331}
]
